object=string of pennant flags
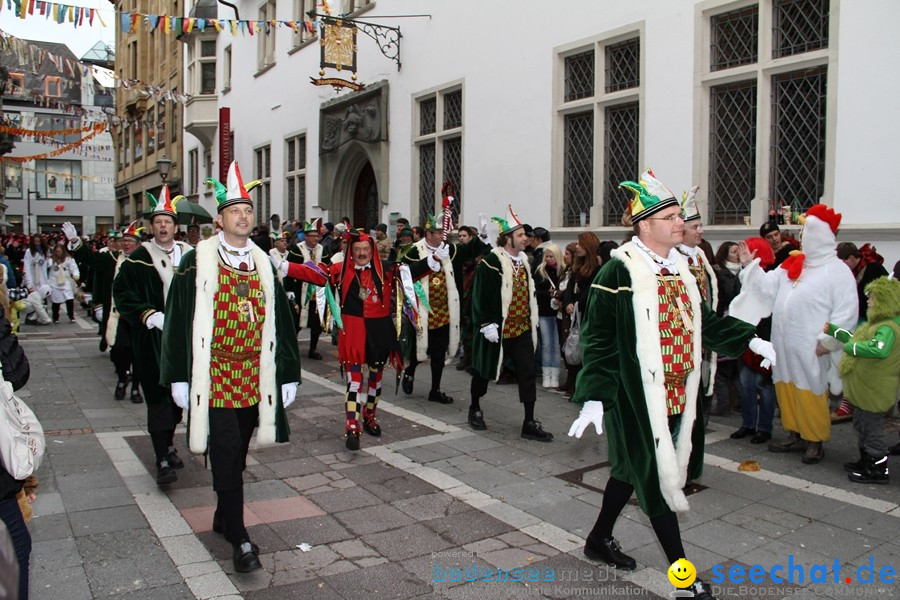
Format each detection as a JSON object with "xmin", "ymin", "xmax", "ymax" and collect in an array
[
  {"xmin": 2, "ymin": 0, "xmax": 329, "ymax": 36},
  {"xmin": 0, "ymin": 126, "xmax": 106, "ymax": 162},
  {"xmin": 1, "ymin": 31, "xmax": 192, "ymax": 105}
]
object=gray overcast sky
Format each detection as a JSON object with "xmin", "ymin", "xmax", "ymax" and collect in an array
[{"xmin": 1, "ymin": 1, "xmax": 116, "ymax": 60}]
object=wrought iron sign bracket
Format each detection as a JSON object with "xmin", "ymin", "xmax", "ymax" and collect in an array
[{"xmin": 307, "ymin": 11, "xmax": 402, "ymax": 70}]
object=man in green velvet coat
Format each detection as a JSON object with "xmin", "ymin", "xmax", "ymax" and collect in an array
[
  {"xmin": 399, "ymin": 212, "xmax": 490, "ymax": 403},
  {"xmin": 467, "ymin": 207, "xmax": 553, "ymax": 442},
  {"xmin": 160, "ymin": 161, "xmax": 299, "ymax": 574},
  {"xmin": 567, "ymin": 169, "xmax": 775, "ymax": 600},
  {"xmin": 113, "ymin": 185, "xmax": 191, "ymax": 486}
]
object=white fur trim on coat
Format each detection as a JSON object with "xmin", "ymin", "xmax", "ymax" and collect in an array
[
  {"xmin": 296, "ymin": 242, "xmax": 323, "ymax": 324},
  {"xmin": 142, "ymin": 241, "xmax": 190, "ymax": 300},
  {"xmin": 104, "ymin": 254, "xmax": 126, "ymax": 347},
  {"xmin": 188, "ymin": 237, "xmax": 280, "ymax": 454},
  {"xmin": 412, "ymin": 239, "xmax": 460, "ymax": 362},
  {"xmin": 492, "ymin": 247, "xmax": 539, "ymax": 381},
  {"xmin": 612, "ymin": 242, "xmax": 704, "ymax": 513}
]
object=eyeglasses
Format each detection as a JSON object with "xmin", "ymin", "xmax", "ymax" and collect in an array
[{"xmin": 645, "ymin": 214, "xmax": 684, "ymax": 222}]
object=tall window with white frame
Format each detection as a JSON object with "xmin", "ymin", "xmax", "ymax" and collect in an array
[
  {"xmin": 258, "ymin": 0, "xmax": 277, "ymax": 71},
  {"xmin": 254, "ymin": 145, "xmax": 272, "ymax": 225},
  {"xmin": 188, "ymin": 149, "xmax": 199, "ymax": 196},
  {"xmin": 223, "ymin": 45, "xmax": 232, "ymax": 91},
  {"xmin": 285, "ymin": 134, "xmax": 306, "ymax": 222},
  {"xmin": 414, "ymin": 86, "xmax": 463, "ymax": 225},
  {"xmin": 705, "ymin": 0, "xmax": 829, "ymax": 224},
  {"xmin": 558, "ymin": 36, "xmax": 640, "ymax": 228},
  {"xmin": 292, "ymin": 0, "xmax": 317, "ymax": 48}
]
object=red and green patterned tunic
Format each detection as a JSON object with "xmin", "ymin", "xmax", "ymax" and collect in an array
[
  {"xmin": 428, "ymin": 269, "xmax": 450, "ymax": 329},
  {"xmin": 658, "ymin": 271, "xmax": 694, "ymax": 416},
  {"xmin": 503, "ymin": 264, "xmax": 530, "ymax": 339},
  {"xmin": 209, "ymin": 264, "xmax": 266, "ymax": 408}
]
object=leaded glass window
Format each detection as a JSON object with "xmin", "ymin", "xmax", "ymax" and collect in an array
[
  {"xmin": 605, "ymin": 38, "xmax": 639, "ymax": 93},
  {"xmin": 564, "ymin": 50, "xmax": 594, "ymax": 102},
  {"xmin": 442, "ymin": 137, "xmax": 462, "ymax": 224},
  {"xmin": 420, "ymin": 98, "xmax": 436, "ymax": 135},
  {"xmin": 444, "ymin": 91, "xmax": 462, "ymax": 130},
  {"xmin": 603, "ymin": 102, "xmax": 639, "ymax": 226},
  {"xmin": 770, "ymin": 66, "xmax": 827, "ymax": 212},
  {"xmin": 710, "ymin": 81, "xmax": 757, "ymax": 224},
  {"xmin": 711, "ymin": 6, "xmax": 758, "ymax": 70},
  {"xmin": 773, "ymin": 0, "xmax": 829, "ymax": 58},
  {"xmin": 562, "ymin": 111, "xmax": 593, "ymax": 227},
  {"xmin": 418, "ymin": 142, "xmax": 435, "ymax": 221}
]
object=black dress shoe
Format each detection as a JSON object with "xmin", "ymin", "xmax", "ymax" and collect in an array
[
  {"xmin": 156, "ymin": 460, "xmax": 177, "ymax": 485},
  {"xmin": 99, "ymin": 338, "xmax": 108, "ymax": 352},
  {"xmin": 362, "ymin": 415, "xmax": 381, "ymax": 437},
  {"xmin": 428, "ymin": 390, "xmax": 454, "ymax": 404},
  {"xmin": 308, "ymin": 350, "xmax": 323, "ymax": 360},
  {"xmin": 114, "ymin": 381, "xmax": 127, "ymax": 400},
  {"xmin": 730, "ymin": 426, "xmax": 756, "ymax": 440},
  {"xmin": 130, "ymin": 389, "xmax": 144, "ymax": 404},
  {"xmin": 233, "ymin": 540, "xmax": 261, "ymax": 573},
  {"xmin": 521, "ymin": 420, "xmax": 553, "ymax": 442},
  {"xmin": 750, "ymin": 431, "xmax": 772, "ymax": 444},
  {"xmin": 468, "ymin": 409, "xmax": 486, "ymax": 430},
  {"xmin": 583, "ymin": 535, "xmax": 636, "ymax": 570},
  {"xmin": 401, "ymin": 371, "xmax": 414, "ymax": 395},
  {"xmin": 166, "ymin": 449, "xmax": 185, "ymax": 469},
  {"xmin": 687, "ymin": 579, "xmax": 717, "ymax": 599},
  {"xmin": 345, "ymin": 431, "xmax": 361, "ymax": 451}
]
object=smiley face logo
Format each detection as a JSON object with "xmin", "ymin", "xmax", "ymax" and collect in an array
[{"xmin": 667, "ymin": 558, "xmax": 696, "ymax": 588}]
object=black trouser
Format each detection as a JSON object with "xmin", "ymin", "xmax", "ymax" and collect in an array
[
  {"xmin": 147, "ymin": 399, "xmax": 183, "ymax": 463},
  {"xmin": 306, "ymin": 302, "xmax": 322, "ymax": 352},
  {"xmin": 51, "ymin": 299, "xmax": 74, "ymax": 321},
  {"xmin": 406, "ymin": 324, "xmax": 451, "ymax": 392},
  {"xmin": 210, "ymin": 405, "xmax": 259, "ymax": 544},
  {"xmin": 471, "ymin": 332, "xmax": 536, "ymax": 406},
  {"xmin": 0, "ymin": 495, "xmax": 30, "ymax": 600},
  {"xmin": 110, "ymin": 320, "xmax": 138, "ymax": 386}
]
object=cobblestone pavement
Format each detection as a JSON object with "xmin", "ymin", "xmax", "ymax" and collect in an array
[{"xmin": 15, "ymin": 316, "xmax": 900, "ymax": 599}]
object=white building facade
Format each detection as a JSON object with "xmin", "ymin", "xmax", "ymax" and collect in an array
[{"xmin": 181, "ymin": 0, "xmax": 900, "ymax": 262}]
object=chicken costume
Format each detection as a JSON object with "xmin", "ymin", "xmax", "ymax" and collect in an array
[{"xmin": 730, "ymin": 205, "xmax": 858, "ymax": 456}]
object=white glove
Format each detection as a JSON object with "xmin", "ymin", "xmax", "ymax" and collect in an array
[
  {"xmin": 478, "ymin": 213, "xmax": 489, "ymax": 239},
  {"xmin": 434, "ymin": 243, "xmax": 450, "ymax": 261},
  {"xmin": 426, "ymin": 254, "xmax": 441, "ymax": 272},
  {"xmin": 748, "ymin": 337, "xmax": 777, "ymax": 369},
  {"xmin": 480, "ymin": 323, "xmax": 499, "ymax": 344},
  {"xmin": 269, "ymin": 254, "xmax": 289, "ymax": 277},
  {"xmin": 286, "ymin": 291, "xmax": 296, "ymax": 302},
  {"xmin": 282, "ymin": 382, "xmax": 298, "ymax": 408},
  {"xmin": 145, "ymin": 311, "xmax": 165, "ymax": 330},
  {"xmin": 567, "ymin": 400, "xmax": 605, "ymax": 438},
  {"xmin": 171, "ymin": 382, "xmax": 189, "ymax": 411},
  {"xmin": 62, "ymin": 221, "xmax": 78, "ymax": 242},
  {"xmin": 93, "ymin": 306, "xmax": 103, "ymax": 321}
]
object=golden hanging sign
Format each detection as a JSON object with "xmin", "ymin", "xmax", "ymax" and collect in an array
[{"xmin": 320, "ymin": 17, "xmax": 358, "ymax": 75}]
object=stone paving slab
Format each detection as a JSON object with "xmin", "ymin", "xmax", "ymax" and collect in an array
[{"xmin": 18, "ymin": 336, "xmax": 900, "ymax": 599}]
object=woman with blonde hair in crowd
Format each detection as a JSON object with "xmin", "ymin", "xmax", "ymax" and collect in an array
[{"xmin": 534, "ymin": 243, "xmax": 563, "ymax": 388}]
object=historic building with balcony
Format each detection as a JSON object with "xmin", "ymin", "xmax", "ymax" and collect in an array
[
  {"xmin": 0, "ymin": 40, "xmax": 116, "ymax": 235},
  {"xmin": 113, "ymin": 0, "xmax": 186, "ymax": 225},
  {"xmin": 181, "ymin": 0, "xmax": 900, "ymax": 260}
]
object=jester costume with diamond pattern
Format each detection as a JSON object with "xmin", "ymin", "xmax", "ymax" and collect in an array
[{"xmin": 160, "ymin": 237, "xmax": 299, "ymax": 454}]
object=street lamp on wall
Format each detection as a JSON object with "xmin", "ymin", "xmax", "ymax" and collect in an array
[{"xmin": 156, "ymin": 154, "xmax": 172, "ymax": 183}]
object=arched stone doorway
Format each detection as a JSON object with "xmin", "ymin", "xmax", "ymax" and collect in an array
[
  {"xmin": 354, "ymin": 163, "xmax": 379, "ymax": 231},
  {"xmin": 316, "ymin": 81, "xmax": 390, "ymax": 231}
]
